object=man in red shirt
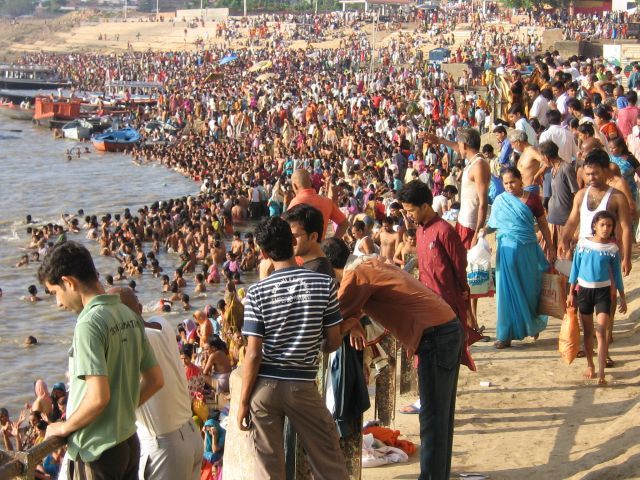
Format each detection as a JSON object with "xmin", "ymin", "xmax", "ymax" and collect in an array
[
  {"xmin": 616, "ymin": 90, "xmax": 639, "ymax": 139},
  {"xmin": 398, "ymin": 180, "xmax": 479, "ymax": 371},
  {"xmin": 288, "ymin": 169, "xmax": 349, "ymax": 239}
]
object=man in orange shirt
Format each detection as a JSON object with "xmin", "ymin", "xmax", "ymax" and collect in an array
[
  {"xmin": 322, "ymin": 238, "xmax": 462, "ymax": 480},
  {"xmin": 288, "ymin": 169, "xmax": 349, "ymax": 239}
]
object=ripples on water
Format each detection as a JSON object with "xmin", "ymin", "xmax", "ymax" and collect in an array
[{"xmin": 0, "ymin": 116, "xmax": 219, "ymax": 414}]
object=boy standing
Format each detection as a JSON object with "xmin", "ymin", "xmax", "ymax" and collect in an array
[{"xmin": 237, "ymin": 217, "xmax": 347, "ymax": 480}]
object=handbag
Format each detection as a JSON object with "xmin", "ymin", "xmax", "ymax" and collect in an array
[{"xmin": 537, "ymin": 269, "xmax": 567, "ymax": 319}]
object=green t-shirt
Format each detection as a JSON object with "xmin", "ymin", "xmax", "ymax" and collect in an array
[{"xmin": 66, "ymin": 294, "xmax": 157, "ymax": 462}]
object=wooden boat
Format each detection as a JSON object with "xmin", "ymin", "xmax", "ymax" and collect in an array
[
  {"xmin": 62, "ymin": 119, "xmax": 93, "ymax": 140},
  {"xmin": 92, "ymin": 128, "xmax": 141, "ymax": 152},
  {"xmin": 33, "ymin": 97, "xmax": 82, "ymax": 128},
  {"xmin": 0, "ymin": 101, "xmax": 34, "ymax": 120}
]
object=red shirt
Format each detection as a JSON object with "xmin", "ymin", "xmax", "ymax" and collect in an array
[
  {"xmin": 617, "ymin": 105, "xmax": 639, "ymax": 139},
  {"xmin": 288, "ymin": 188, "xmax": 347, "ymax": 239},
  {"xmin": 416, "ymin": 215, "xmax": 468, "ymax": 322},
  {"xmin": 417, "ymin": 215, "xmax": 477, "ymax": 369}
]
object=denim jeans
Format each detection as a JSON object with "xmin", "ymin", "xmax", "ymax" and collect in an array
[{"xmin": 417, "ymin": 318, "xmax": 463, "ymax": 480}]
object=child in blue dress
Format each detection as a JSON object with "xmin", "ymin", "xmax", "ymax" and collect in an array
[{"xmin": 567, "ymin": 211, "xmax": 627, "ymax": 385}]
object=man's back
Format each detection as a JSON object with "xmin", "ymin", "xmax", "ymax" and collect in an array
[
  {"xmin": 136, "ymin": 316, "xmax": 192, "ymax": 439},
  {"xmin": 289, "ymin": 188, "xmax": 346, "ymax": 238},
  {"xmin": 243, "ymin": 267, "xmax": 341, "ymax": 381},
  {"xmin": 67, "ymin": 295, "xmax": 156, "ymax": 462}
]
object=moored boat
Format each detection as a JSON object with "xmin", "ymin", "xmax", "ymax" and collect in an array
[
  {"xmin": 92, "ymin": 128, "xmax": 141, "ymax": 152},
  {"xmin": 33, "ymin": 97, "xmax": 82, "ymax": 128},
  {"xmin": 0, "ymin": 101, "xmax": 34, "ymax": 121},
  {"xmin": 61, "ymin": 119, "xmax": 94, "ymax": 141}
]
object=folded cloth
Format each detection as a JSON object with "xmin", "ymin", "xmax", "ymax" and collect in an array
[{"xmin": 363, "ymin": 426, "xmax": 417, "ymax": 455}]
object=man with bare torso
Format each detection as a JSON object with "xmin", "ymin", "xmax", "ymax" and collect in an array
[
  {"xmin": 376, "ymin": 217, "xmax": 400, "ymax": 263},
  {"xmin": 508, "ymin": 129, "xmax": 546, "ymax": 194}
]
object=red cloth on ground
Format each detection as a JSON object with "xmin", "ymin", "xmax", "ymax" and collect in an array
[{"xmin": 363, "ymin": 426, "xmax": 417, "ymax": 455}]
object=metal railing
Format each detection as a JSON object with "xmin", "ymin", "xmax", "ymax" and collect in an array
[{"xmin": 0, "ymin": 437, "xmax": 65, "ymax": 480}]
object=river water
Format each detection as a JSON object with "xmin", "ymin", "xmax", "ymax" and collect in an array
[{"xmin": 0, "ymin": 115, "xmax": 206, "ymax": 415}]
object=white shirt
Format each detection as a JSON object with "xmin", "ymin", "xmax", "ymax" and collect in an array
[
  {"xmin": 539, "ymin": 124, "xmax": 578, "ymax": 163},
  {"xmin": 432, "ymin": 195, "xmax": 448, "ymax": 216},
  {"xmin": 515, "ymin": 118, "xmax": 539, "ymax": 146},
  {"xmin": 529, "ymin": 94, "xmax": 550, "ymax": 128},
  {"xmin": 136, "ymin": 316, "xmax": 193, "ymax": 439}
]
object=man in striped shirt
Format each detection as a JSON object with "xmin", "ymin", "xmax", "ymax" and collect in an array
[{"xmin": 237, "ymin": 216, "xmax": 348, "ymax": 480}]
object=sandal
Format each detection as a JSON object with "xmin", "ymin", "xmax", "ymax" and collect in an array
[
  {"xmin": 399, "ymin": 405, "xmax": 420, "ymax": 414},
  {"xmin": 493, "ymin": 340, "xmax": 511, "ymax": 349},
  {"xmin": 605, "ymin": 356, "xmax": 615, "ymax": 368}
]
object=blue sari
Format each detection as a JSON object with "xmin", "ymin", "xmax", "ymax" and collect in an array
[{"xmin": 488, "ymin": 193, "xmax": 549, "ymax": 342}]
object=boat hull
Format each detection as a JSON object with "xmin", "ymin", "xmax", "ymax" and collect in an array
[
  {"xmin": 62, "ymin": 126, "xmax": 92, "ymax": 140},
  {"xmin": 0, "ymin": 103, "xmax": 33, "ymax": 121},
  {"xmin": 92, "ymin": 139, "xmax": 137, "ymax": 152}
]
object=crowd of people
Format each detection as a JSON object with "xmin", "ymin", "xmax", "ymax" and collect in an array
[{"xmin": 2, "ymin": 4, "xmax": 640, "ymax": 479}]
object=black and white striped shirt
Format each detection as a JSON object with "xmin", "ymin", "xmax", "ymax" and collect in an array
[{"xmin": 242, "ymin": 266, "xmax": 342, "ymax": 381}]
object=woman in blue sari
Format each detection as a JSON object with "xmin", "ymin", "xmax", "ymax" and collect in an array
[{"xmin": 487, "ymin": 167, "xmax": 555, "ymax": 349}]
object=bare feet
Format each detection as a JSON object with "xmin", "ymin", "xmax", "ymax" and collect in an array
[
  {"xmin": 598, "ymin": 377, "xmax": 607, "ymax": 386},
  {"xmin": 493, "ymin": 340, "xmax": 511, "ymax": 349},
  {"xmin": 584, "ymin": 366, "xmax": 596, "ymax": 379}
]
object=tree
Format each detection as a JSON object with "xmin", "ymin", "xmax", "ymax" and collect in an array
[
  {"xmin": 501, "ymin": 0, "xmax": 560, "ymax": 10},
  {"xmin": 0, "ymin": 0, "xmax": 36, "ymax": 16}
]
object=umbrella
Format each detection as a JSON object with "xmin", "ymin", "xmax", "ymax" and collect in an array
[
  {"xmin": 248, "ymin": 60, "xmax": 272, "ymax": 72},
  {"xmin": 256, "ymin": 73, "xmax": 277, "ymax": 82},
  {"xmin": 219, "ymin": 53, "xmax": 238, "ymax": 66}
]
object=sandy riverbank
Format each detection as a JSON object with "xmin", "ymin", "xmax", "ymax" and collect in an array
[{"xmin": 363, "ymin": 241, "xmax": 640, "ymax": 480}]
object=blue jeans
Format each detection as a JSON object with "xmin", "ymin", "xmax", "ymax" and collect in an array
[{"xmin": 417, "ymin": 318, "xmax": 463, "ymax": 480}]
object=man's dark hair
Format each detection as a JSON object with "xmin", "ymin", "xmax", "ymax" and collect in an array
[
  {"xmin": 508, "ymin": 103, "xmax": 525, "ymax": 117},
  {"xmin": 321, "ymin": 238, "xmax": 351, "ymax": 270},
  {"xmin": 546, "ymin": 109, "xmax": 562, "ymax": 125},
  {"xmin": 254, "ymin": 217, "xmax": 294, "ymax": 261},
  {"xmin": 584, "ymin": 148, "xmax": 610, "ymax": 169},
  {"xmin": 493, "ymin": 125, "xmax": 507, "ymax": 135},
  {"xmin": 283, "ymin": 204, "xmax": 324, "ymax": 242},
  {"xmin": 443, "ymin": 185, "xmax": 459, "ymax": 196},
  {"xmin": 539, "ymin": 140, "xmax": 559, "ymax": 158},
  {"xmin": 352, "ymin": 219, "xmax": 366, "ymax": 232},
  {"xmin": 397, "ymin": 180, "xmax": 433, "ymax": 207},
  {"xmin": 37, "ymin": 241, "xmax": 98, "ymax": 287},
  {"xmin": 567, "ymin": 98, "xmax": 582, "ymax": 113},
  {"xmin": 626, "ymin": 90, "xmax": 638, "ymax": 105}
]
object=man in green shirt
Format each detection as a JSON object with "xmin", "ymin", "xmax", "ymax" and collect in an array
[{"xmin": 38, "ymin": 241, "xmax": 164, "ymax": 480}]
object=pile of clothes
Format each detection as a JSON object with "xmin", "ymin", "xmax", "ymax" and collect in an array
[{"xmin": 362, "ymin": 425, "xmax": 417, "ymax": 468}]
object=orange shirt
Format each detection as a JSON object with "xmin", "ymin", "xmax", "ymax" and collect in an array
[
  {"xmin": 337, "ymin": 259, "xmax": 456, "ymax": 356},
  {"xmin": 288, "ymin": 188, "xmax": 347, "ymax": 239}
]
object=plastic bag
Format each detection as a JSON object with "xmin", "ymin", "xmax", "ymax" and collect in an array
[
  {"xmin": 559, "ymin": 307, "xmax": 580, "ymax": 364},
  {"xmin": 537, "ymin": 270, "xmax": 566, "ymax": 319},
  {"xmin": 467, "ymin": 232, "xmax": 493, "ymax": 297}
]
